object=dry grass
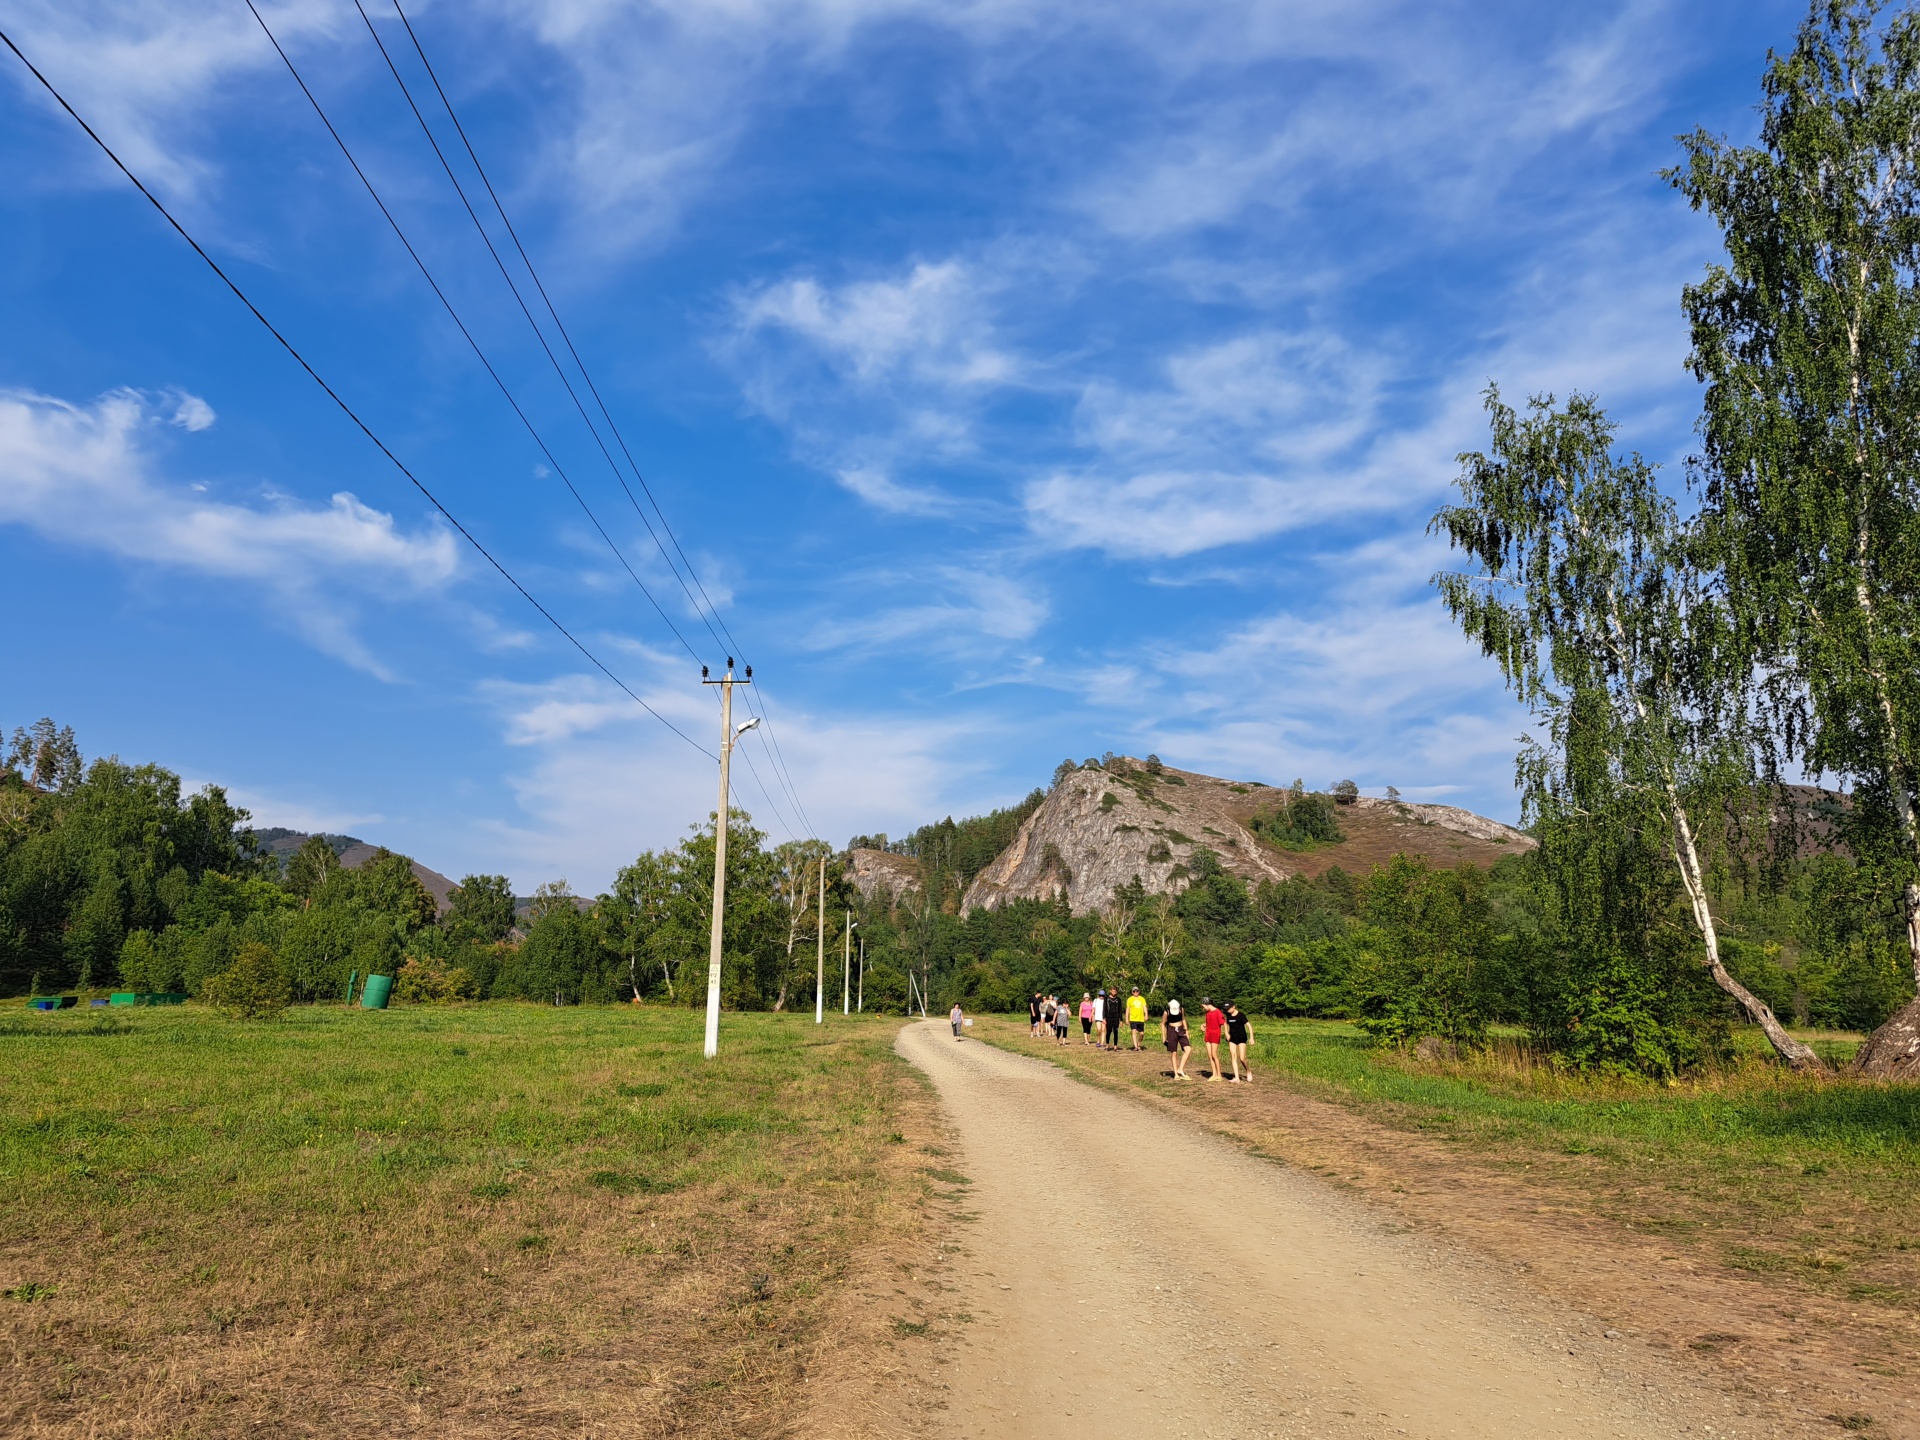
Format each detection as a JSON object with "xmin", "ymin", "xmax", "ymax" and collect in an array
[{"xmin": 0, "ymin": 1004, "xmax": 939, "ymax": 1438}]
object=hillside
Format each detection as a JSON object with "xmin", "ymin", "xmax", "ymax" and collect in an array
[
  {"xmin": 255, "ymin": 827, "xmax": 459, "ymax": 916},
  {"xmin": 958, "ymin": 759, "xmax": 1532, "ymax": 917}
]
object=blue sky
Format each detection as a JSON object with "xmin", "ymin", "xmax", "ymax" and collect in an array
[{"xmin": 1, "ymin": 0, "xmax": 1804, "ymax": 892}]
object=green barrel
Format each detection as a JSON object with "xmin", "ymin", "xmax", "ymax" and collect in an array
[{"xmin": 360, "ymin": 974, "xmax": 394, "ymax": 1010}]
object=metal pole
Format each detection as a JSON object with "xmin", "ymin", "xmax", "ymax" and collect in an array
[
  {"xmin": 857, "ymin": 935, "xmax": 865, "ymax": 1012},
  {"xmin": 815, "ymin": 854, "xmax": 825, "ymax": 1023},
  {"xmin": 702, "ymin": 670, "xmax": 734, "ymax": 1060},
  {"xmin": 843, "ymin": 911, "xmax": 852, "ymax": 1014}
]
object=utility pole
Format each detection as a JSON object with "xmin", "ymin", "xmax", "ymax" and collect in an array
[
  {"xmin": 814, "ymin": 854, "xmax": 825, "ymax": 1024},
  {"xmin": 701, "ymin": 661, "xmax": 755, "ymax": 1060},
  {"xmin": 857, "ymin": 935, "xmax": 865, "ymax": 1012},
  {"xmin": 842, "ymin": 912, "xmax": 853, "ymax": 1015}
]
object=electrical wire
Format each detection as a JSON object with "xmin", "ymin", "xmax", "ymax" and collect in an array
[
  {"xmin": 251, "ymin": 1, "xmax": 804, "ymax": 841},
  {"xmin": 379, "ymin": 0, "xmax": 822, "ymax": 842},
  {"xmin": 0, "ymin": 24, "xmax": 714, "ymax": 763},
  {"xmin": 242, "ymin": 0, "xmax": 705, "ymax": 671}
]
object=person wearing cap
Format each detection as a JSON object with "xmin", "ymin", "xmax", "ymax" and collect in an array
[
  {"xmin": 1125, "ymin": 986, "xmax": 1148, "ymax": 1050},
  {"xmin": 1078, "ymin": 992, "xmax": 1095, "ymax": 1043},
  {"xmin": 1201, "ymin": 998, "xmax": 1226, "ymax": 1080},
  {"xmin": 1162, "ymin": 998, "xmax": 1192, "ymax": 1078}
]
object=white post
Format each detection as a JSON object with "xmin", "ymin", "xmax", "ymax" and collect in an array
[
  {"xmin": 857, "ymin": 935, "xmax": 865, "ymax": 1012},
  {"xmin": 842, "ymin": 911, "xmax": 851, "ymax": 1014},
  {"xmin": 815, "ymin": 855, "xmax": 825, "ymax": 1023},
  {"xmin": 702, "ymin": 670, "xmax": 734, "ymax": 1060}
]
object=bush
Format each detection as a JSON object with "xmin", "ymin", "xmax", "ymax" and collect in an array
[
  {"xmin": 393, "ymin": 953, "xmax": 477, "ymax": 1004},
  {"xmin": 1549, "ymin": 952, "xmax": 1710, "ymax": 1079},
  {"xmin": 201, "ymin": 941, "xmax": 290, "ymax": 1018}
]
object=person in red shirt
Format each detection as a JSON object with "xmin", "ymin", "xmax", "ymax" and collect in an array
[{"xmin": 1201, "ymin": 998, "xmax": 1226, "ymax": 1081}]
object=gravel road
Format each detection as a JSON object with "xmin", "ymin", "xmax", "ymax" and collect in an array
[{"xmin": 898, "ymin": 1021, "xmax": 1804, "ymax": 1440}]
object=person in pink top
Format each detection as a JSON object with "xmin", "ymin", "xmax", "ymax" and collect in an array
[{"xmin": 1078, "ymin": 992, "xmax": 1095, "ymax": 1044}]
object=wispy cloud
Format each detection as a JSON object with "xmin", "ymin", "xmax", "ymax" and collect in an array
[{"xmin": 0, "ymin": 387, "xmax": 457, "ymax": 672}]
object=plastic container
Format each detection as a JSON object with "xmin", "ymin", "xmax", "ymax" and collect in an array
[
  {"xmin": 360, "ymin": 974, "xmax": 394, "ymax": 1010},
  {"xmin": 28, "ymin": 996, "xmax": 76, "ymax": 1011}
]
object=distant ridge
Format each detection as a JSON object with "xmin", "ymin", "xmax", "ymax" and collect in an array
[{"xmin": 253, "ymin": 827, "xmax": 458, "ymax": 916}]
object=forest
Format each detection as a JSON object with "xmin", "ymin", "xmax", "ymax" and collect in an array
[{"xmin": 4, "ymin": 709, "xmax": 1910, "ymax": 1082}]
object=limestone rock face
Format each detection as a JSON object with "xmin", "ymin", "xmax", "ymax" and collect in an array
[
  {"xmin": 846, "ymin": 847, "xmax": 922, "ymax": 906},
  {"xmin": 961, "ymin": 764, "xmax": 1289, "ymax": 916},
  {"xmin": 960, "ymin": 760, "xmax": 1533, "ymax": 918}
]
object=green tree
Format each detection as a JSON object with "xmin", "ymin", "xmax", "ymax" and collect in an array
[
  {"xmin": 1672, "ymin": 0, "xmax": 1920, "ymax": 1072},
  {"xmin": 1432, "ymin": 387, "xmax": 1820, "ymax": 1068},
  {"xmin": 284, "ymin": 836, "xmax": 339, "ymax": 902},
  {"xmin": 446, "ymin": 873, "xmax": 514, "ymax": 944}
]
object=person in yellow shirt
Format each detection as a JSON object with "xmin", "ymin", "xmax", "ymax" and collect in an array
[{"xmin": 1125, "ymin": 987, "xmax": 1148, "ymax": 1051}]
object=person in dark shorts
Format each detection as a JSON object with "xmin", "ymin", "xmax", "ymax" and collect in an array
[
  {"xmin": 1053, "ymin": 1001, "xmax": 1071, "ymax": 1045},
  {"xmin": 1225, "ymin": 1002, "xmax": 1254, "ymax": 1081},
  {"xmin": 1162, "ymin": 998, "xmax": 1192, "ymax": 1078},
  {"xmin": 1028, "ymin": 993, "xmax": 1043, "ymax": 1036},
  {"xmin": 1079, "ymin": 992, "xmax": 1094, "ymax": 1041}
]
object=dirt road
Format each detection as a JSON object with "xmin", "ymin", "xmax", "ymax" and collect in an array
[{"xmin": 898, "ymin": 1021, "xmax": 1815, "ymax": 1440}]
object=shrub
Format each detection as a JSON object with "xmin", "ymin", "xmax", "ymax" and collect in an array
[
  {"xmin": 201, "ymin": 941, "xmax": 290, "ymax": 1018},
  {"xmin": 393, "ymin": 953, "xmax": 477, "ymax": 1004}
]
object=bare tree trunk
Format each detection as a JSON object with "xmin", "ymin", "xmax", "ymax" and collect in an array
[{"xmin": 1670, "ymin": 799, "xmax": 1823, "ymax": 1069}]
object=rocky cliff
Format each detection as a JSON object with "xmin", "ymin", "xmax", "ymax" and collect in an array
[
  {"xmin": 846, "ymin": 846, "xmax": 922, "ymax": 905},
  {"xmin": 959, "ymin": 760, "xmax": 1532, "ymax": 917}
]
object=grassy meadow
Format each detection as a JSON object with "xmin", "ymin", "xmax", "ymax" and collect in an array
[
  {"xmin": 0, "ymin": 1003, "xmax": 934, "ymax": 1438},
  {"xmin": 980, "ymin": 1016, "xmax": 1920, "ymax": 1315}
]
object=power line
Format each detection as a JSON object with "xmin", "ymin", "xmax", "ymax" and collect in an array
[
  {"xmin": 242, "ymin": 0, "xmax": 706, "ymax": 671},
  {"xmin": 246, "ymin": 2, "xmax": 805, "ymax": 841},
  {"xmin": 0, "ymin": 23, "xmax": 714, "ymax": 763},
  {"xmin": 378, "ymin": 0, "xmax": 822, "ymax": 843},
  {"xmin": 245, "ymin": 1, "xmax": 819, "ymax": 841}
]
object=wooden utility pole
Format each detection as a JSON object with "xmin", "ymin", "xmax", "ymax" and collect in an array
[
  {"xmin": 814, "ymin": 854, "xmax": 826, "ymax": 1024},
  {"xmin": 701, "ymin": 661, "xmax": 753, "ymax": 1059}
]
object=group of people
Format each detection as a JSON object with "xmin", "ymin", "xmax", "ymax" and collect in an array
[{"xmin": 1021, "ymin": 989, "xmax": 1255, "ymax": 1082}]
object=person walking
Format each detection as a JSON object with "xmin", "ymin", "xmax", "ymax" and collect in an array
[
  {"xmin": 1225, "ymin": 1002, "xmax": 1254, "ymax": 1082},
  {"xmin": 1162, "ymin": 999, "xmax": 1192, "ymax": 1079},
  {"xmin": 1201, "ymin": 998, "xmax": 1225, "ymax": 1080},
  {"xmin": 1078, "ymin": 992, "xmax": 1094, "ymax": 1043},
  {"xmin": 1105, "ymin": 988, "xmax": 1124, "ymax": 1050},
  {"xmin": 950, "ymin": 1001, "xmax": 965, "ymax": 1041},
  {"xmin": 1054, "ymin": 999, "xmax": 1072, "ymax": 1045},
  {"xmin": 1125, "ymin": 986, "xmax": 1148, "ymax": 1051},
  {"xmin": 1028, "ymin": 993, "xmax": 1043, "ymax": 1037}
]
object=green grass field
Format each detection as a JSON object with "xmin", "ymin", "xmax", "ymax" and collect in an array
[{"xmin": 0, "ymin": 1004, "xmax": 931, "ymax": 1438}]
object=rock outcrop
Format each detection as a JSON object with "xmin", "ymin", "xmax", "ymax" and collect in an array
[
  {"xmin": 846, "ymin": 847, "xmax": 922, "ymax": 906},
  {"xmin": 960, "ymin": 760, "xmax": 1532, "ymax": 918}
]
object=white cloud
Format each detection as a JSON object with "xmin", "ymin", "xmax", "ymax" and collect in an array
[
  {"xmin": 1, "ymin": 1, "xmax": 339, "ymax": 202},
  {"xmin": 0, "ymin": 387, "xmax": 458, "ymax": 670},
  {"xmin": 477, "ymin": 667, "xmax": 1010, "ymax": 886},
  {"xmin": 166, "ymin": 390, "xmax": 216, "ymax": 431},
  {"xmin": 735, "ymin": 262, "xmax": 1014, "ymax": 388}
]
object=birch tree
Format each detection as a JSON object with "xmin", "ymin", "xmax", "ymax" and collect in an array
[
  {"xmin": 1672, "ymin": 0, "xmax": 1920, "ymax": 1072},
  {"xmin": 1433, "ymin": 387, "xmax": 1823, "ymax": 1069}
]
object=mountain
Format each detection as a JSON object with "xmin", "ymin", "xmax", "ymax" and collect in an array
[
  {"xmin": 957, "ymin": 759, "xmax": 1533, "ymax": 917},
  {"xmin": 254, "ymin": 827, "xmax": 458, "ymax": 916}
]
